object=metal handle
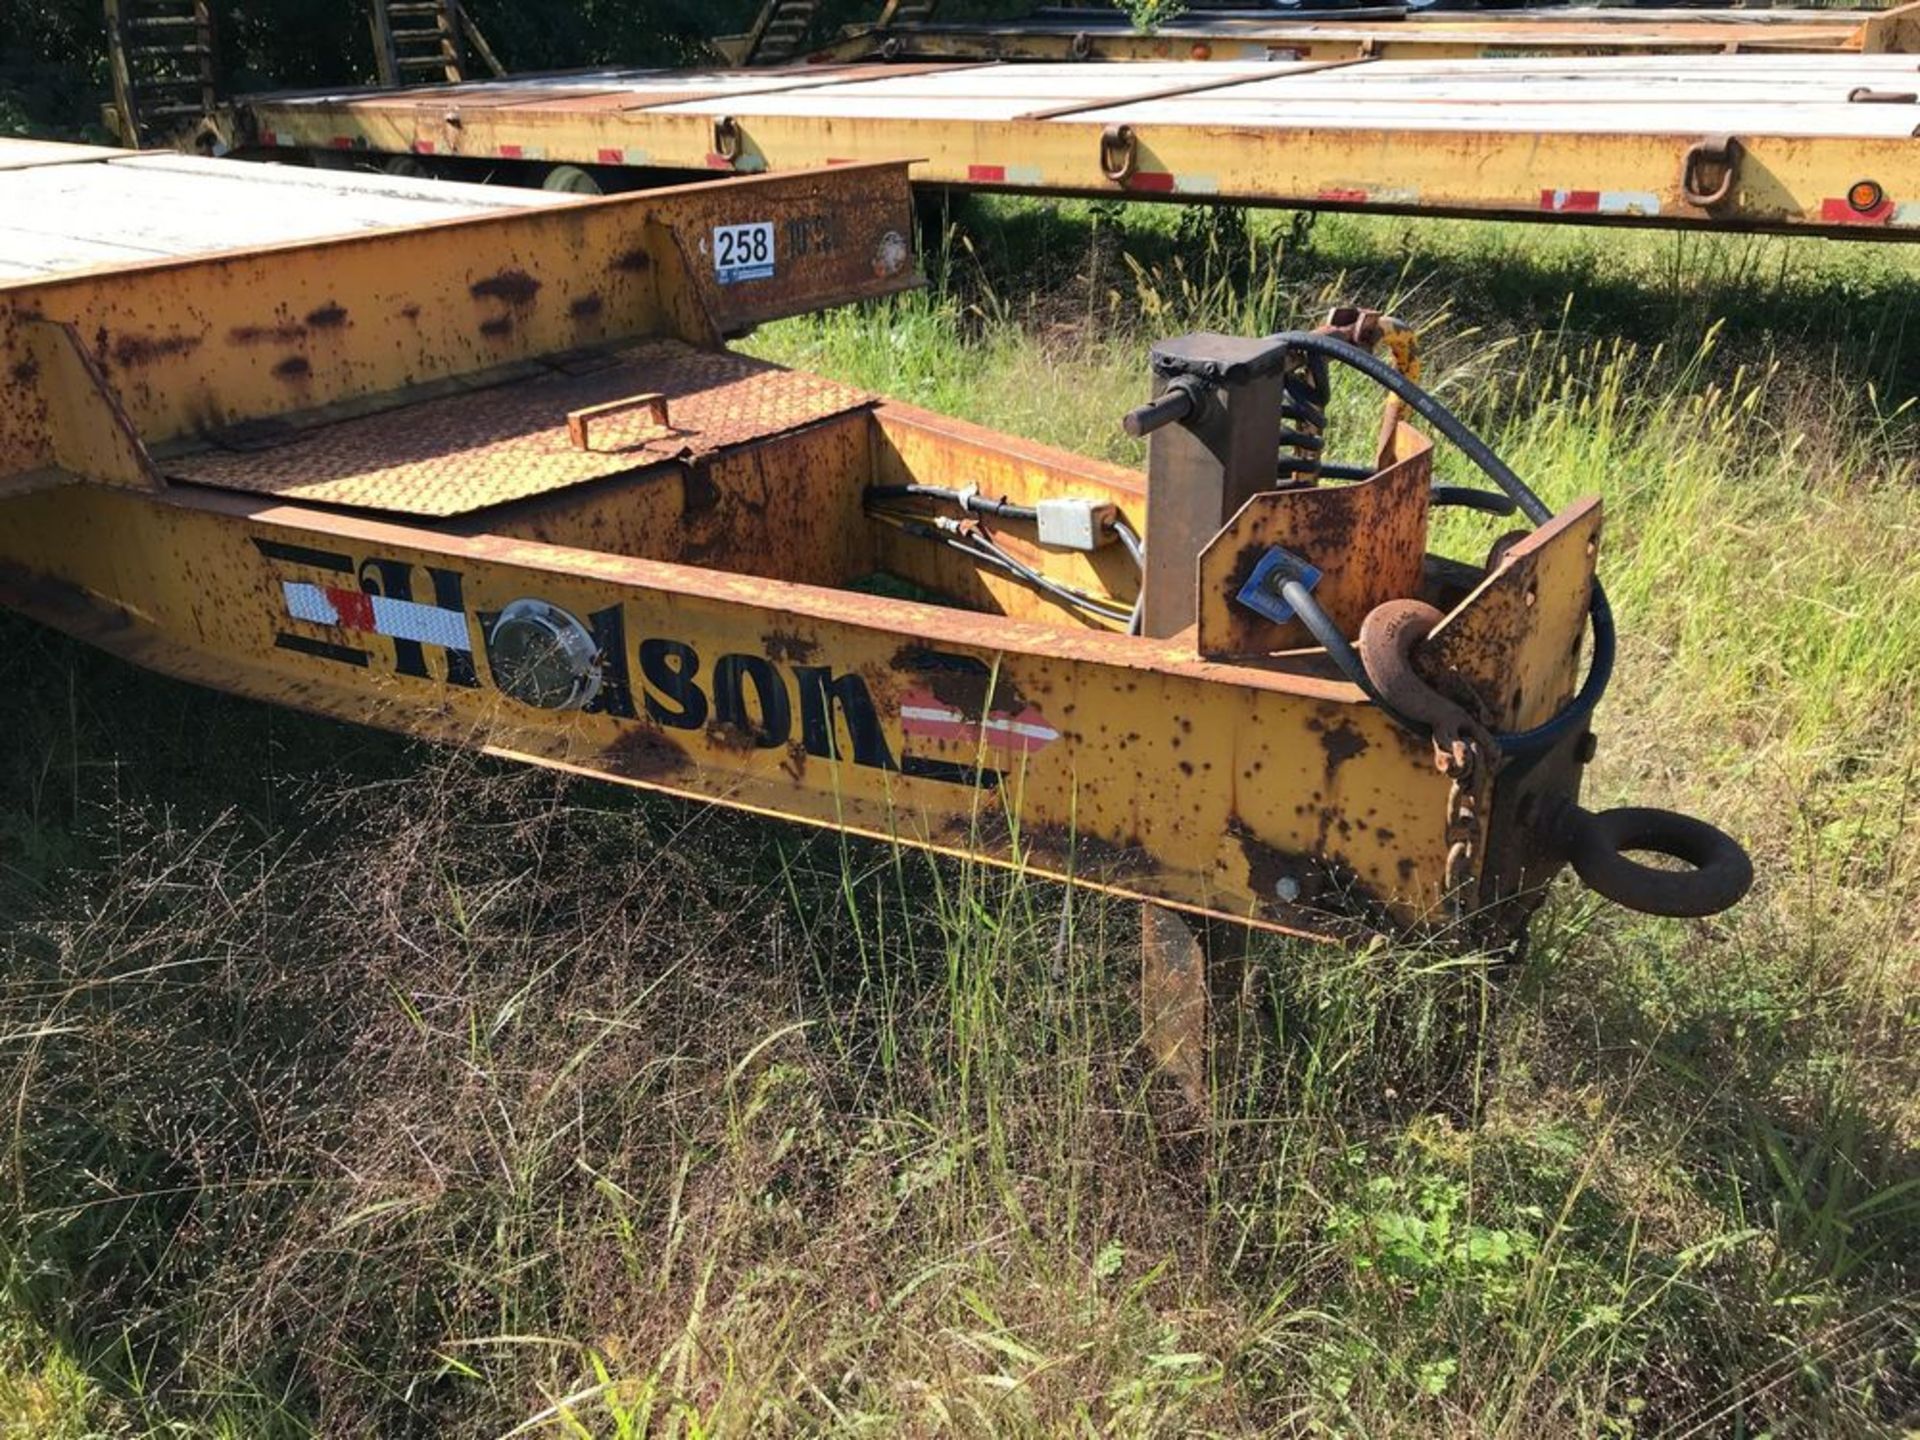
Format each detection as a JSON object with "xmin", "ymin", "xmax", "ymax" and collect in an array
[
  {"xmin": 568, "ymin": 392, "xmax": 670, "ymax": 452},
  {"xmin": 1552, "ymin": 803, "xmax": 1752, "ymax": 918},
  {"xmin": 1121, "ymin": 376, "xmax": 1203, "ymax": 438}
]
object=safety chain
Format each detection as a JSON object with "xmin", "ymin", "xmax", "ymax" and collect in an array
[{"xmin": 1439, "ymin": 735, "xmax": 1485, "ymax": 921}]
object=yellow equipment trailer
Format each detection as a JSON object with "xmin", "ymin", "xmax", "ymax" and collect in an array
[
  {"xmin": 0, "ymin": 141, "xmax": 1748, "ymax": 1091},
  {"xmin": 791, "ymin": 2, "xmax": 1920, "ymax": 65},
  {"xmin": 223, "ymin": 52, "xmax": 1920, "ymax": 238}
]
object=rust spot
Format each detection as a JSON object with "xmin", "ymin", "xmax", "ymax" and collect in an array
[
  {"xmin": 470, "ymin": 269, "xmax": 542, "ymax": 305},
  {"xmin": 682, "ymin": 463, "xmax": 719, "ymax": 516},
  {"xmin": 1230, "ymin": 819, "xmax": 1378, "ymax": 935},
  {"xmin": 704, "ymin": 719, "xmax": 757, "ymax": 753},
  {"xmin": 612, "ymin": 248, "xmax": 652, "ymax": 273},
  {"xmin": 479, "ymin": 316, "xmax": 513, "ymax": 339},
  {"xmin": 764, "ymin": 629, "xmax": 819, "ymax": 663},
  {"xmin": 272, "ymin": 356, "xmax": 312, "ymax": 380},
  {"xmin": 9, "ymin": 357, "xmax": 38, "ymax": 385},
  {"xmin": 108, "ymin": 331, "xmax": 202, "ymax": 368},
  {"xmin": 1319, "ymin": 719, "xmax": 1368, "ymax": 773},
  {"xmin": 602, "ymin": 723, "xmax": 690, "ymax": 780},
  {"xmin": 1018, "ymin": 821, "xmax": 1152, "ymax": 878},
  {"xmin": 304, "ymin": 302, "xmax": 349, "ymax": 329},
  {"xmin": 569, "ymin": 293, "xmax": 606, "ymax": 320},
  {"xmin": 781, "ymin": 739, "xmax": 809, "ymax": 781},
  {"xmin": 400, "ymin": 304, "xmax": 422, "ymax": 322},
  {"xmin": 892, "ymin": 645, "xmax": 1032, "ymax": 717},
  {"xmin": 229, "ymin": 321, "xmax": 306, "ymax": 345}
]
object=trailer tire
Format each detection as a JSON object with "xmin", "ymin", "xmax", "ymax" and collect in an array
[{"xmin": 541, "ymin": 164, "xmax": 604, "ymax": 194}]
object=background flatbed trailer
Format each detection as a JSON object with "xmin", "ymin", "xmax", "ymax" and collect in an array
[
  {"xmin": 229, "ymin": 52, "xmax": 1920, "ymax": 238},
  {"xmin": 801, "ymin": 3, "xmax": 1920, "ymax": 63}
]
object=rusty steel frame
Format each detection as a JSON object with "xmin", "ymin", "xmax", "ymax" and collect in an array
[
  {"xmin": 3, "ymin": 146, "xmax": 1747, "ymax": 1098},
  {"xmin": 0, "ymin": 149, "xmax": 1607, "ymax": 941}
]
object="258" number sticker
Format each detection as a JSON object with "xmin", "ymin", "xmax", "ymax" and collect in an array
[{"xmin": 713, "ymin": 222, "xmax": 775, "ymax": 285}]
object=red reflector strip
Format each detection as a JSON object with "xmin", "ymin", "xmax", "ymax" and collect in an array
[
  {"xmin": 328, "ymin": 136, "xmax": 354, "ymax": 149},
  {"xmin": 259, "ymin": 129, "xmax": 278, "ymax": 147},
  {"xmin": 412, "ymin": 140, "xmax": 435, "ymax": 155},
  {"xmin": 331, "ymin": 587, "xmax": 375, "ymax": 632},
  {"xmin": 1540, "ymin": 188, "xmax": 1602, "ymax": 213},
  {"xmin": 1821, "ymin": 196, "xmax": 1894, "ymax": 225},
  {"xmin": 597, "ymin": 147, "xmax": 621, "ymax": 163},
  {"xmin": 1126, "ymin": 171, "xmax": 1175, "ymax": 193},
  {"xmin": 705, "ymin": 153, "xmax": 733, "ymax": 170},
  {"xmin": 1319, "ymin": 188, "xmax": 1369, "ymax": 204},
  {"xmin": 968, "ymin": 163, "xmax": 1007, "ymax": 183},
  {"xmin": 498, "ymin": 143, "xmax": 523, "ymax": 159}
]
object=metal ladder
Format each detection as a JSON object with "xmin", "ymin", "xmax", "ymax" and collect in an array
[
  {"xmin": 104, "ymin": 0, "xmax": 218, "ymax": 146},
  {"xmin": 368, "ymin": 0, "xmax": 505, "ymax": 87},
  {"xmin": 736, "ymin": 0, "xmax": 943, "ymax": 66}
]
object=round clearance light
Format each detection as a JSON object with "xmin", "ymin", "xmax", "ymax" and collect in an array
[
  {"xmin": 488, "ymin": 599, "xmax": 603, "ymax": 711},
  {"xmin": 1847, "ymin": 180, "xmax": 1885, "ymax": 214}
]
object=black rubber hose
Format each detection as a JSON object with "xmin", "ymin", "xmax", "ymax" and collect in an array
[
  {"xmin": 865, "ymin": 485, "xmax": 1038, "ymax": 523},
  {"xmin": 1430, "ymin": 485, "xmax": 1521, "ymax": 517},
  {"xmin": 1261, "ymin": 329, "xmax": 1610, "ymax": 755},
  {"xmin": 1278, "ymin": 577, "xmax": 1425, "ymax": 733},
  {"xmin": 1267, "ymin": 330, "xmax": 1553, "ymax": 525}
]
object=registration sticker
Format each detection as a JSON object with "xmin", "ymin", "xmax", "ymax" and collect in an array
[{"xmin": 713, "ymin": 222, "xmax": 775, "ymax": 284}]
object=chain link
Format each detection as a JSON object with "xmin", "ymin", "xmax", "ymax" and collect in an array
[{"xmin": 1439, "ymin": 735, "xmax": 1485, "ymax": 921}]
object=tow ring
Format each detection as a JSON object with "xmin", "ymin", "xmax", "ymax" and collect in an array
[
  {"xmin": 1551, "ymin": 803, "xmax": 1752, "ymax": 918},
  {"xmin": 1680, "ymin": 133, "xmax": 1742, "ymax": 211}
]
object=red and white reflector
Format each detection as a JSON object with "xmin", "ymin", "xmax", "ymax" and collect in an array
[
  {"xmin": 899, "ymin": 688, "xmax": 1060, "ymax": 756},
  {"xmin": 283, "ymin": 581, "xmax": 471, "ymax": 652}
]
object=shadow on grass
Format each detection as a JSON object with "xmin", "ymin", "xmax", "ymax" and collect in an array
[{"xmin": 926, "ymin": 192, "xmax": 1920, "ymax": 400}]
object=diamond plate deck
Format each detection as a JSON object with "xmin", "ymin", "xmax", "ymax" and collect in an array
[{"xmin": 167, "ymin": 339, "xmax": 873, "ymax": 517}]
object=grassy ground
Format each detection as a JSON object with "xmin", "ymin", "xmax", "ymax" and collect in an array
[{"xmin": 0, "ymin": 199, "xmax": 1915, "ymax": 1437}]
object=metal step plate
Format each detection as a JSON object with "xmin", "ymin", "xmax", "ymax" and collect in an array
[{"xmin": 166, "ymin": 338, "xmax": 872, "ymax": 516}]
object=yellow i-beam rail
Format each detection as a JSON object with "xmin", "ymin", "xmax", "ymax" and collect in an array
[{"xmin": 228, "ymin": 52, "xmax": 1920, "ymax": 238}]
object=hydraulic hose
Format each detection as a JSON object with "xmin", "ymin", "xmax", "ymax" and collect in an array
[{"xmin": 1259, "ymin": 329, "xmax": 1613, "ymax": 756}]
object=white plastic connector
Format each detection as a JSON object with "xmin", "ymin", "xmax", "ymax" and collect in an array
[{"xmin": 1034, "ymin": 497, "xmax": 1118, "ymax": 552}]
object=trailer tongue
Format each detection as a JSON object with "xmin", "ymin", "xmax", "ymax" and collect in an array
[{"xmin": 0, "ymin": 145, "xmax": 1747, "ymax": 1092}]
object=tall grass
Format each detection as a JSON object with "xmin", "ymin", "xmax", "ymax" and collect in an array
[{"xmin": 1, "ymin": 202, "xmax": 1915, "ymax": 1436}]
